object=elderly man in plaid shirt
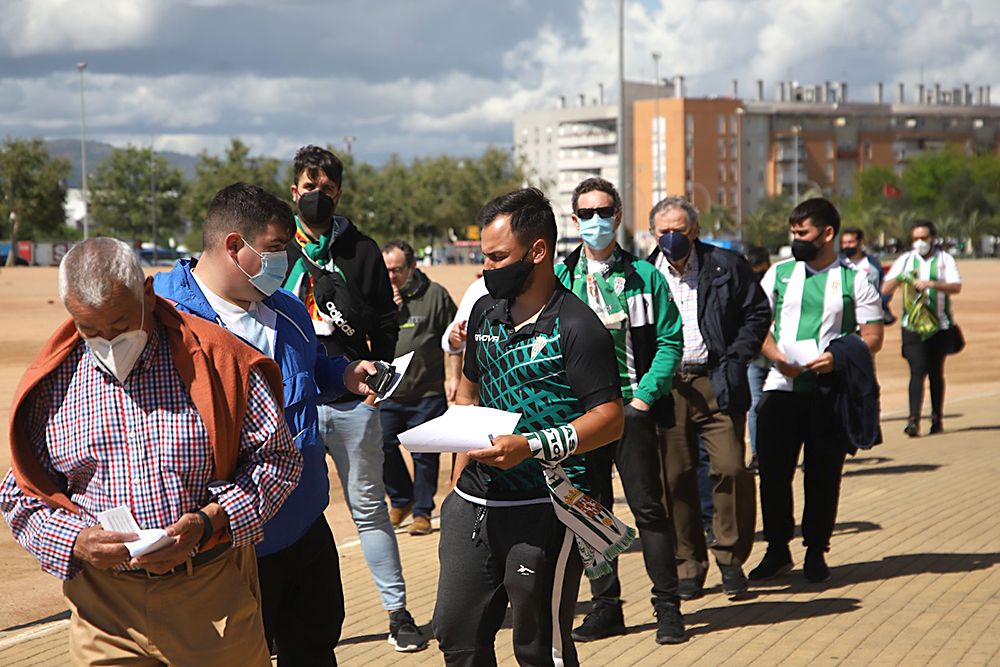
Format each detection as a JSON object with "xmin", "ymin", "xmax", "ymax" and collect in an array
[{"xmin": 0, "ymin": 238, "xmax": 302, "ymax": 666}]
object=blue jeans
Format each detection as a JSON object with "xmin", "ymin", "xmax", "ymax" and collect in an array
[
  {"xmin": 379, "ymin": 395, "xmax": 447, "ymax": 518},
  {"xmin": 318, "ymin": 400, "xmax": 406, "ymax": 611},
  {"xmin": 747, "ymin": 363, "xmax": 769, "ymax": 456}
]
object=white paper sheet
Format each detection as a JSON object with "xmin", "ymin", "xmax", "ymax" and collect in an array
[
  {"xmin": 397, "ymin": 405, "xmax": 522, "ymax": 453},
  {"xmin": 97, "ymin": 505, "xmax": 175, "ymax": 558},
  {"xmin": 781, "ymin": 339, "xmax": 821, "ymax": 366},
  {"xmin": 375, "ymin": 351, "xmax": 415, "ymax": 404}
]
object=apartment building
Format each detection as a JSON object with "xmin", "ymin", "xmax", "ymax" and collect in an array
[{"xmin": 519, "ymin": 78, "xmax": 1000, "ymax": 248}]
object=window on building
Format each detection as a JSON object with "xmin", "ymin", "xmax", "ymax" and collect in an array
[
  {"xmin": 730, "ymin": 186, "xmax": 738, "ymax": 205},
  {"xmin": 534, "ymin": 128, "xmax": 540, "ymax": 143},
  {"xmin": 864, "ymin": 142, "xmax": 872, "ymax": 160},
  {"xmin": 719, "ymin": 164, "xmax": 726, "ymax": 182},
  {"xmin": 730, "ymin": 114, "xmax": 738, "ymax": 136},
  {"xmin": 718, "ymin": 114, "xmax": 726, "ymax": 134},
  {"xmin": 717, "ymin": 187, "xmax": 725, "ymax": 204},
  {"xmin": 730, "ymin": 137, "xmax": 738, "ymax": 158},
  {"xmin": 718, "ymin": 138, "xmax": 726, "ymax": 160},
  {"xmin": 730, "ymin": 163, "xmax": 738, "ymax": 183},
  {"xmin": 826, "ymin": 140, "xmax": 834, "ymax": 160}
]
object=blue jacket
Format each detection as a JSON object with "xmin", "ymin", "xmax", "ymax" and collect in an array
[{"xmin": 154, "ymin": 259, "xmax": 348, "ymax": 556}]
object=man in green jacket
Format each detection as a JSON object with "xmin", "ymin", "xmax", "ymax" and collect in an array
[
  {"xmin": 555, "ymin": 177, "xmax": 686, "ymax": 646},
  {"xmin": 380, "ymin": 240, "xmax": 458, "ymax": 536}
]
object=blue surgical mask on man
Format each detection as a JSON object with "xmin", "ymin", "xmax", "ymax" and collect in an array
[
  {"xmin": 235, "ymin": 236, "xmax": 289, "ymax": 296},
  {"xmin": 579, "ymin": 214, "xmax": 617, "ymax": 250}
]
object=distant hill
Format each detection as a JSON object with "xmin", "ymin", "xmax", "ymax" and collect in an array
[{"xmin": 45, "ymin": 139, "xmax": 201, "ymax": 187}]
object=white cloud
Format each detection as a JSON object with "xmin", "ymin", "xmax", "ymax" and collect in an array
[
  {"xmin": 0, "ymin": 0, "xmax": 998, "ymax": 163},
  {"xmin": 0, "ymin": 0, "xmax": 160, "ymax": 56}
]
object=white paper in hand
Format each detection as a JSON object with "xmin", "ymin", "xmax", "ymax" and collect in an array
[
  {"xmin": 781, "ymin": 339, "xmax": 821, "ymax": 366},
  {"xmin": 375, "ymin": 351, "xmax": 415, "ymax": 404},
  {"xmin": 97, "ymin": 505, "xmax": 175, "ymax": 558},
  {"xmin": 398, "ymin": 405, "xmax": 522, "ymax": 453}
]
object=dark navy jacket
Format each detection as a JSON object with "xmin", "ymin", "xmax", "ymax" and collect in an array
[
  {"xmin": 825, "ymin": 334, "xmax": 883, "ymax": 453},
  {"xmin": 154, "ymin": 259, "xmax": 349, "ymax": 556},
  {"xmin": 648, "ymin": 240, "xmax": 771, "ymax": 415}
]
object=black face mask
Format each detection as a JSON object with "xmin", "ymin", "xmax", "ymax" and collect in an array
[
  {"xmin": 298, "ymin": 190, "xmax": 335, "ymax": 225},
  {"xmin": 841, "ymin": 245, "xmax": 861, "ymax": 259},
  {"xmin": 483, "ymin": 251, "xmax": 534, "ymax": 300},
  {"xmin": 792, "ymin": 239, "xmax": 820, "ymax": 262}
]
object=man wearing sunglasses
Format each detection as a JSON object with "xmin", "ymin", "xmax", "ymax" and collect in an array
[
  {"xmin": 555, "ymin": 177, "xmax": 686, "ymax": 645},
  {"xmin": 649, "ymin": 196, "xmax": 771, "ymax": 602}
]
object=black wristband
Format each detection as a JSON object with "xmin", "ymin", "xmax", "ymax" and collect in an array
[{"xmin": 196, "ymin": 510, "xmax": 213, "ymax": 549}]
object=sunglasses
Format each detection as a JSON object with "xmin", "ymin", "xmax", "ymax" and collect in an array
[{"xmin": 576, "ymin": 206, "xmax": 617, "ymax": 220}]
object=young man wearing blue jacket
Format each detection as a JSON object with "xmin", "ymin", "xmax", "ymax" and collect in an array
[{"xmin": 154, "ymin": 182, "xmax": 378, "ymax": 666}]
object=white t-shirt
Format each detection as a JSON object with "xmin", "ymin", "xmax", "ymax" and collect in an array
[
  {"xmin": 886, "ymin": 249, "xmax": 961, "ymax": 330},
  {"xmin": 192, "ymin": 273, "xmax": 278, "ymax": 359},
  {"xmin": 440, "ymin": 277, "xmax": 489, "ymax": 353},
  {"xmin": 760, "ymin": 258, "xmax": 883, "ymax": 392}
]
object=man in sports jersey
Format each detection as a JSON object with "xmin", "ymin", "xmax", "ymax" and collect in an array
[
  {"xmin": 554, "ymin": 177, "xmax": 686, "ymax": 645},
  {"xmin": 840, "ymin": 227, "xmax": 894, "ymax": 324},
  {"xmin": 432, "ymin": 188, "xmax": 626, "ymax": 667},
  {"xmin": 750, "ymin": 198, "xmax": 884, "ymax": 584},
  {"xmin": 882, "ymin": 220, "xmax": 962, "ymax": 437}
]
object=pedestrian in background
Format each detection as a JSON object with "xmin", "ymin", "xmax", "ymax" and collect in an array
[{"xmin": 380, "ymin": 239, "xmax": 458, "ymax": 536}]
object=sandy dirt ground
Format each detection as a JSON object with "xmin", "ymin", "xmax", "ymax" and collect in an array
[{"xmin": 0, "ymin": 259, "xmax": 997, "ymax": 630}]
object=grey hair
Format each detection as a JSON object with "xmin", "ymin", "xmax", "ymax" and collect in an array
[
  {"xmin": 59, "ymin": 238, "xmax": 144, "ymax": 307},
  {"xmin": 649, "ymin": 196, "xmax": 700, "ymax": 230}
]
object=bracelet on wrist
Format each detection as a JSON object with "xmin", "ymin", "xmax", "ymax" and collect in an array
[
  {"xmin": 196, "ymin": 510, "xmax": 213, "ymax": 549},
  {"xmin": 526, "ymin": 425, "xmax": 579, "ymax": 464}
]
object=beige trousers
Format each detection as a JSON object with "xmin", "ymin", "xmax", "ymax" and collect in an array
[{"xmin": 64, "ymin": 546, "xmax": 270, "ymax": 667}]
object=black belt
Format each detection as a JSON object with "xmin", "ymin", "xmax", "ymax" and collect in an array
[
  {"xmin": 679, "ymin": 363, "xmax": 711, "ymax": 377},
  {"xmin": 119, "ymin": 542, "xmax": 230, "ymax": 579}
]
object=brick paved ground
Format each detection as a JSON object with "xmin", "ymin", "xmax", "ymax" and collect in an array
[{"xmin": 2, "ymin": 391, "xmax": 999, "ymax": 666}]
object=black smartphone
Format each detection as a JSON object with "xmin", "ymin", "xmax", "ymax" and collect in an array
[{"xmin": 365, "ymin": 361, "xmax": 395, "ymax": 396}]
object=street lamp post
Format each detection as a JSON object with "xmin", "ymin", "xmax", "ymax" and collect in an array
[
  {"xmin": 77, "ymin": 62, "xmax": 89, "ymax": 240},
  {"xmin": 792, "ymin": 124, "xmax": 802, "ymax": 203},
  {"xmin": 736, "ymin": 107, "xmax": 744, "ymax": 246},
  {"xmin": 616, "ymin": 0, "xmax": 626, "ymax": 249},
  {"xmin": 344, "ymin": 136, "xmax": 357, "ymax": 155},
  {"xmin": 652, "ymin": 51, "xmax": 662, "ymax": 200},
  {"xmin": 150, "ymin": 139, "xmax": 157, "ymax": 264}
]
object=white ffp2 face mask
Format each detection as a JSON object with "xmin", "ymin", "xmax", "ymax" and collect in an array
[
  {"xmin": 913, "ymin": 239, "xmax": 932, "ymax": 257},
  {"xmin": 85, "ymin": 302, "xmax": 148, "ymax": 383}
]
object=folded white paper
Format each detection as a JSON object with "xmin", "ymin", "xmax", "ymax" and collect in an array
[
  {"xmin": 397, "ymin": 405, "xmax": 522, "ymax": 453},
  {"xmin": 97, "ymin": 505, "xmax": 175, "ymax": 558},
  {"xmin": 375, "ymin": 351, "xmax": 415, "ymax": 404},
  {"xmin": 781, "ymin": 339, "xmax": 821, "ymax": 366}
]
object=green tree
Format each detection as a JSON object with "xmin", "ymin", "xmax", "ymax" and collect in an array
[
  {"xmin": 0, "ymin": 137, "xmax": 72, "ymax": 265},
  {"xmin": 182, "ymin": 138, "xmax": 285, "ymax": 226},
  {"xmin": 89, "ymin": 146, "xmax": 186, "ymax": 244},
  {"xmin": 742, "ymin": 195, "xmax": 791, "ymax": 248}
]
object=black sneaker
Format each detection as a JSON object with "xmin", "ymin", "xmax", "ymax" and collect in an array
[
  {"xmin": 803, "ymin": 549, "xmax": 831, "ymax": 583},
  {"xmin": 653, "ymin": 602, "xmax": 687, "ymax": 645},
  {"xmin": 388, "ymin": 609, "xmax": 427, "ymax": 652},
  {"xmin": 904, "ymin": 418, "xmax": 920, "ymax": 437},
  {"xmin": 571, "ymin": 603, "xmax": 626, "ymax": 642},
  {"xmin": 748, "ymin": 545, "xmax": 793, "ymax": 581},
  {"xmin": 719, "ymin": 562, "xmax": 749, "ymax": 596},
  {"xmin": 929, "ymin": 417, "xmax": 943, "ymax": 435},
  {"xmin": 677, "ymin": 577, "xmax": 704, "ymax": 601}
]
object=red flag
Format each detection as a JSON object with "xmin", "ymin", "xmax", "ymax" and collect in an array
[{"xmin": 882, "ymin": 183, "xmax": 902, "ymax": 198}]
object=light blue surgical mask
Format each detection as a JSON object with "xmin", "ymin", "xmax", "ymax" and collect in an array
[
  {"xmin": 579, "ymin": 215, "xmax": 617, "ymax": 250},
  {"xmin": 236, "ymin": 236, "xmax": 289, "ymax": 296}
]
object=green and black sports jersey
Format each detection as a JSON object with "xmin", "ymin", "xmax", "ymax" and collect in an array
[{"xmin": 458, "ymin": 286, "xmax": 622, "ymax": 504}]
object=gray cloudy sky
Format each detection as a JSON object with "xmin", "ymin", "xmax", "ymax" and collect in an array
[{"xmin": 2, "ymin": 0, "xmax": 998, "ymax": 163}]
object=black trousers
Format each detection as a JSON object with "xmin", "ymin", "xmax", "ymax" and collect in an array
[
  {"xmin": 257, "ymin": 515, "xmax": 345, "ymax": 667},
  {"xmin": 433, "ymin": 493, "xmax": 583, "ymax": 667},
  {"xmin": 902, "ymin": 328, "xmax": 951, "ymax": 420},
  {"xmin": 585, "ymin": 405, "xmax": 680, "ymax": 608},
  {"xmin": 756, "ymin": 390, "xmax": 847, "ymax": 552}
]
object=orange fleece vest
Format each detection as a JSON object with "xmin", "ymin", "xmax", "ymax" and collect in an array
[{"xmin": 8, "ymin": 295, "xmax": 285, "ymax": 549}]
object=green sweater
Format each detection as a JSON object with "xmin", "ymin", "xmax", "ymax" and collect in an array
[
  {"xmin": 391, "ymin": 271, "xmax": 457, "ymax": 403},
  {"xmin": 556, "ymin": 245, "xmax": 683, "ymax": 410}
]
